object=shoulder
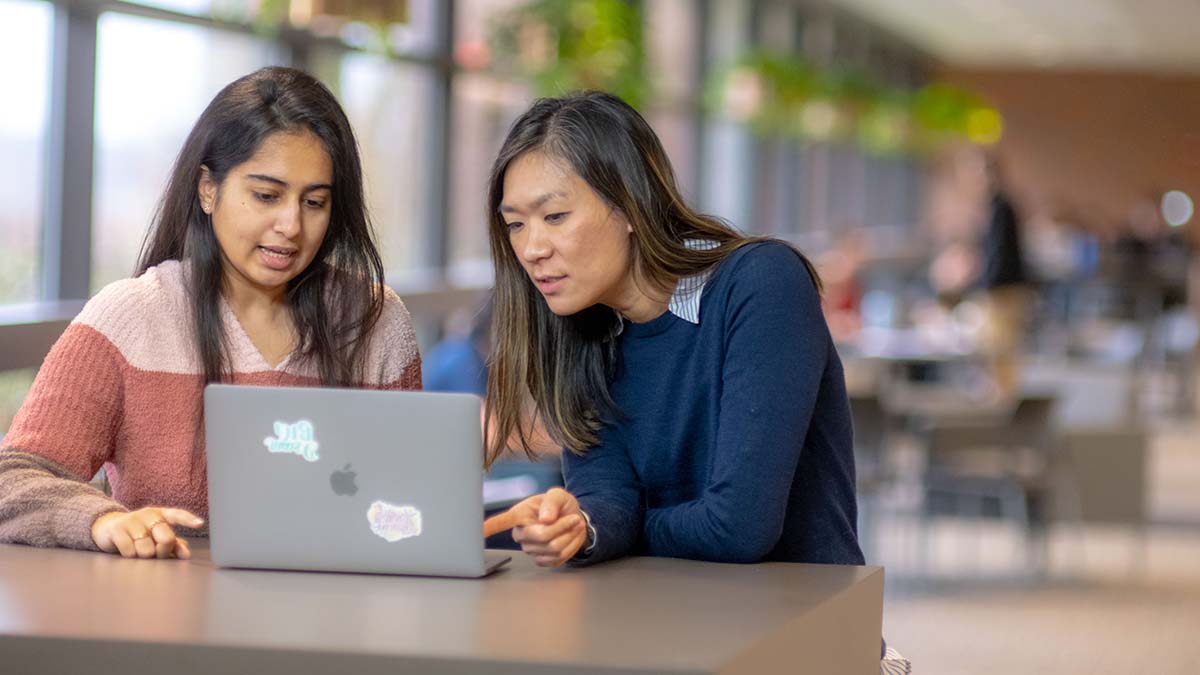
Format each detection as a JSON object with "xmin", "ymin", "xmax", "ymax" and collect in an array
[
  {"xmin": 377, "ymin": 286, "xmax": 416, "ymax": 337},
  {"xmin": 363, "ymin": 286, "xmax": 422, "ymax": 387},
  {"xmin": 72, "ymin": 261, "xmax": 196, "ymax": 373},
  {"xmin": 75, "ymin": 261, "xmax": 187, "ymax": 329},
  {"xmin": 710, "ymin": 240, "xmax": 820, "ymax": 305}
]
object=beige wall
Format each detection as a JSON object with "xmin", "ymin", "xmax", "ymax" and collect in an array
[{"xmin": 935, "ymin": 68, "xmax": 1200, "ymax": 239}]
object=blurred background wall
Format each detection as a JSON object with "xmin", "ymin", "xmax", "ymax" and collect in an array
[{"xmin": 937, "ymin": 68, "xmax": 1200, "ymax": 232}]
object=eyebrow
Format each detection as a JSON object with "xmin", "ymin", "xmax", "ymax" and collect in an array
[
  {"xmin": 244, "ymin": 174, "xmax": 333, "ymax": 192},
  {"xmin": 500, "ymin": 191, "xmax": 567, "ymax": 214}
]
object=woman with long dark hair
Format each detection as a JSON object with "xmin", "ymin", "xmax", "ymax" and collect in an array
[
  {"xmin": 0, "ymin": 67, "xmax": 421, "ymax": 559},
  {"xmin": 483, "ymin": 91, "xmax": 863, "ymax": 569}
]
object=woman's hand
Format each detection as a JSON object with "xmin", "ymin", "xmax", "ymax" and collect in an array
[
  {"xmin": 91, "ymin": 507, "xmax": 204, "ymax": 559},
  {"xmin": 485, "ymin": 488, "xmax": 588, "ymax": 567}
]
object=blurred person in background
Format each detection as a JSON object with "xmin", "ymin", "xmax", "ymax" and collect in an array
[
  {"xmin": 821, "ymin": 229, "xmax": 868, "ymax": 343},
  {"xmin": 424, "ymin": 298, "xmax": 493, "ymax": 395},
  {"xmin": 1112, "ymin": 196, "xmax": 1167, "ymax": 324},
  {"xmin": 972, "ymin": 152, "xmax": 1031, "ymax": 398}
]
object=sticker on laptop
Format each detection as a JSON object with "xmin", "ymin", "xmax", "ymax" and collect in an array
[
  {"xmin": 263, "ymin": 420, "xmax": 320, "ymax": 462},
  {"xmin": 367, "ymin": 500, "xmax": 423, "ymax": 542}
]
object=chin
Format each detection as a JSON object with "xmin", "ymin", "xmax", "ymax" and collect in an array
[
  {"xmin": 247, "ymin": 267, "xmax": 297, "ymax": 291},
  {"xmin": 543, "ymin": 296, "xmax": 585, "ymax": 317}
]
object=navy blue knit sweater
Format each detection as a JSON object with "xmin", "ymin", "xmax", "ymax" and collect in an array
[{"xmin": 564, "ymin": 241, "xmax": 864, "ymax": 565}]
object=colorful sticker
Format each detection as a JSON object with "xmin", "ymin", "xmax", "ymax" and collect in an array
[
  {"xmin": 367, "ymin": 501, "xmax": 423, "ymax": 542},
  {"xmin": 263, "ymin": 420, "xmax": 320, "ymax": 462}
]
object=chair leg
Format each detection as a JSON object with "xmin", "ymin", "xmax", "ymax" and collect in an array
[
  {"xmin": 962, "ymin": 492, "xmax": 983, "ymax": 574},
  {"xmin": 1129, "ymin": 523, "xmax": 1149, "ymax": 578},
  {"xmin": 917, "ymin": 494, "xmax": 934, "ymax": 577},
  {"xmin": 999, "ymin": 485, "xmax": 1033, "ymax": 575}
]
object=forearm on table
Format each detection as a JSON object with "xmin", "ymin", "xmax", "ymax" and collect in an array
[{"xmin": 0, "ymin": 450, "xmax": 126, "ymax": 550}]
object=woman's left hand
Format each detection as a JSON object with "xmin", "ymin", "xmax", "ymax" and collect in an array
[{"xmin": 488, "ymin": 488, "xmax": 588, "ymax": 567}]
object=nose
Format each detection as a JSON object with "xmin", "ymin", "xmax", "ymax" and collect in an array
[
  {"xmin": 518, "ymin": 220, "xmax": 552, "ymax": 265},
  {"xmin": 274, "ymin": 200, "xmax": 302, "ymax": 239}
]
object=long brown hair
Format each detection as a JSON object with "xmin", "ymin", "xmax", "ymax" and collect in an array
[
  {"xmin": 484, "ymin": 91, "xmax": 819, "ymax": 466},
  {"xmin": 137, "ymin": 66, "xmax": 386, "ymax": 388}
]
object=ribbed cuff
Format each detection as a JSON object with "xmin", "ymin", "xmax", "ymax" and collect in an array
[{"xmin": 53, "ymin": 492, "xmax": 128, "ymax": 551}]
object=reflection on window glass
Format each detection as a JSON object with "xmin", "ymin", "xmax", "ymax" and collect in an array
[
  {"xmin": 447, "ymin": 73, "xmax": 530, "ymax": 281},
  {"xmin": 313, "ymin": 49, "xmax": 432, "ymax": 280},
  {"xmin": 0, "ymin": 0, "xmax": 51, "ymax": 305},
  {"xmin": 0, "ymin": 369, "xmax": 36, "ymax": 436},
  {"xmin": 92, "ymin": 13, "xmax": 279, "ymax": 291}
]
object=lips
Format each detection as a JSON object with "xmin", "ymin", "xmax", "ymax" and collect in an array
[
  {"xmin": 534, "ymin": 274, "xmax": 566, "ymax": 294},
  {"xmin": 257, "ymin": 245, "xmax": 298, "ymax": 271}
]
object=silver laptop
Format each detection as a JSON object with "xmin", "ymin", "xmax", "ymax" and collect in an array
[{"xmin": 204, "ymin": 384, "xmax": 510, "ymax": 577}]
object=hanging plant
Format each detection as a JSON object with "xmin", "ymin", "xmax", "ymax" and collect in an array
[
  {"xmin": 857, "ymin": 92, "xmax": 914, "ymax": 155},
  {"xmin": 228, "ymin": 0, "xmax": 403, "ymax": 55},
  {"xmin": 709, "ymin": 51, "xmax": 1002, "ymax": 154},
  {"xmin": 706, "ymin": 51, "xmax": 820, "ymax": 135},
  {"xmin": 904, "ymin": 82, "xmax": 1002, "ymax": 150},
  {"xmin": 808, "ymin": 66, "xmax": 884, "ymax": 144},
  {"xmin": 489, "ymin": 0, "xmax": 648, "ymax": 109}
]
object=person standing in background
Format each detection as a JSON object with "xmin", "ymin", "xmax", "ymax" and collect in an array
[{"xmin": 973, "ymin": 153, "xmax": 1030, "ymax": 398}]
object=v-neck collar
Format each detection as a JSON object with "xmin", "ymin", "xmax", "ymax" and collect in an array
[{"xmin": 218, "ymin": 294, "xmax": 298, "ymax": 373}]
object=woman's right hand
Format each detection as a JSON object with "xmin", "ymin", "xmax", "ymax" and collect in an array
[
  {"xmin": 486, "ymin": 488, "xmax": 589, "ymax": 567},
  {"xmin": 91, "ymin": 507, "xmax": 204, "ymax": 559}
]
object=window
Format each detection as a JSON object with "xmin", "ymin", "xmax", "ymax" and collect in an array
[
  {"xmin": 446, "ymin": 0, "xmax": 531, "ymax": 282},
  {"xmin": 312, "ymin": 48, "xmax": 435, "ymax": 281},
  {"xmin": 447, "ymin": 73, "xmax": 530, "ymax": 282},
  {"xmin": 0, "ymin": 369, "xmax": 36, "ymax": 436},
  {"xmin": 91, "ymin": 12, "xmax": 279, "ymax": 291},
  {"xmin": 0, "ymin": 0, "xmax": 51, "ymax": 305},
  {"xmin": 645, "ymin": 0, "xmax": 702, "ymax": 199}
]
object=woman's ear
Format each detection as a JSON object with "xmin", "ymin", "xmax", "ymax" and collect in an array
[{"xmin": 197, "ymin": 165, "xmax": 216, "ymax": 215}]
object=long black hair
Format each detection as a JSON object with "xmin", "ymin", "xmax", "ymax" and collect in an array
[
  {"xmin": 484, "ymin": 91, "xmax": 820, "ymax": 465},
  {"xmin": 136, "ymin": 66, "xmax": 385, "ymax": 388}
]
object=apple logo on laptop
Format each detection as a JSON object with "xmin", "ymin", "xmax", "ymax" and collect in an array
[{"xmin": 330, "ymin": 464, "xmax": 358, "ymax": 496}]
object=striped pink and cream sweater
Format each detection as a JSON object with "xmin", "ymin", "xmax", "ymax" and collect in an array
[{"xmin": 0, "ymin": 260, "xmax": 422, "ymax": 550}]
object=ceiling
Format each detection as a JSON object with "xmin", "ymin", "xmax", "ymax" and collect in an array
[{"xmin": 829, "ymin": 0, "xmax": 1200, "ymax": 73}]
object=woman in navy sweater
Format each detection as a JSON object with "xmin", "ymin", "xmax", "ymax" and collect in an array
[{"xmin": 482, "ymin": 91, "xmax": 863, "ymax": 569}]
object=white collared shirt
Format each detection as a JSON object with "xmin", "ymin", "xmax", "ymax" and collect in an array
[{"xmin": 614, "ymin": 239, "xmax": 719, "ymax": 335}]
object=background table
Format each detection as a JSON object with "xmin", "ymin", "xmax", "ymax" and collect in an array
[{"xmin": 0, "ymin": 543, "xmax": 883, "ymax": 674}]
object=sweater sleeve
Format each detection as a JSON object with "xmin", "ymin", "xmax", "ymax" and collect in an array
[
  {"xmin": 0, "ymin": 452, "xmax": 126, "ymax": 549},
  {"xmin": 562, "ymin": 425, "xmax": 645, "ymax": 565},
  {"xmin": 0, "ymin": 322, "xmax": 129, "ymax": 549},
  {"xmin": 642, "ymin": 244, "xmax": 830, "ymax": 562}
]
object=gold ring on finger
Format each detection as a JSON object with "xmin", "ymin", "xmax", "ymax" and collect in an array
[
  {"xmin": 131, "ymin": 531, "xmax": 151, "ymax": 541},
  {"xmin": 146, "ymin": 519, "xmax": 166, "ymax": 530}
]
